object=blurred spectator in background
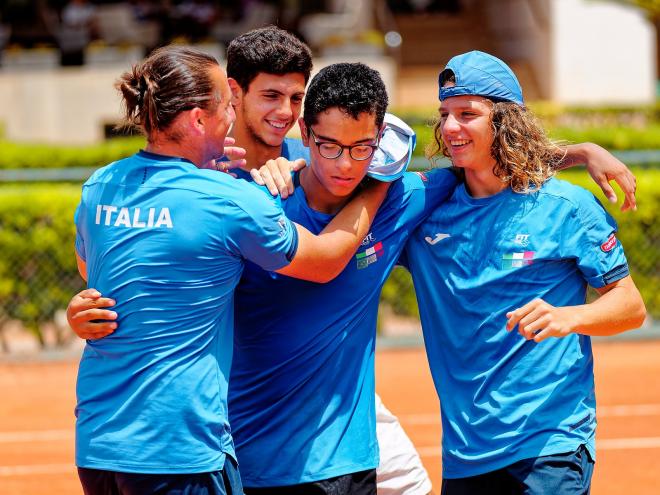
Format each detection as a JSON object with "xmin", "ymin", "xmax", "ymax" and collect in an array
[
  {"xmin": 58, "ymin": 0, "xmax": 98, "ymax": 65},
  {"xmin": 61, "ymin": 0, "xmax": 97, "ymax": 33},
  {"xmin": 2, "ymin": 0, "xmax": 57, "ymax": 47},
  {"xmin": 170, "ymin": 0, "xmax": 218, "ymax": 42}
]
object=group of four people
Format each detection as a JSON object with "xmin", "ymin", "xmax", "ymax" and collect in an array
[{"xmin": 68, "ymin": 26, "xmax": 645, "ymax": 495}]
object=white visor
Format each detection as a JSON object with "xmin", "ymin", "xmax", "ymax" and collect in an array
[{"xmin": 367, "ymin": 113, "xmax": 416, "ymax": 182}]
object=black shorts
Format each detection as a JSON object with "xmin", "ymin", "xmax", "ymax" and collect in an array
[
  {"xmin": 441, "ymin": 445, "xmax": 594, "ymax": 495},
  {"xmin": 244, "ymin": 468, "xmax": 377, "ymax": 495},
  {"xmin": 77, "ymin": 456, "xmax": 242, "ymax": 495}
]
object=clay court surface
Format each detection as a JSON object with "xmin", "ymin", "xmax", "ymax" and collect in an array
[{"xmin": 1, "ymin": 339, "xmax": 659, "ymax": 494}]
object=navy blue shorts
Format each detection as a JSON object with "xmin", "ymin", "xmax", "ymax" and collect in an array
[
  {"xmin": 243, "ymin": 468, "xmax": 377, "ymax": 495},
  {"xmin": 441, "ymin": 444, "xmax": 594, "ymax": 495},
  {"xmin": 78, "ymin": 456, "xmax": 243, "ymax": 495}
]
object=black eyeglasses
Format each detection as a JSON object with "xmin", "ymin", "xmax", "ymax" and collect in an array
[{"xmin": 308, "ymin": 128, "xmax": 379, "ymax": 161}]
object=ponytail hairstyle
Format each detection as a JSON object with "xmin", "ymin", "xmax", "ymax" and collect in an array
[{"xmin": 115, "ymin": 45, "xmax": 221, "ymax": 140}]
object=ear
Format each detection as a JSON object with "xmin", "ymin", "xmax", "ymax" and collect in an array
[
  {"xmin": 298, "ymin": 117, "xmax": 310, "ymax": 147},
  {"xmin": 227, "ymin": 78, "xmax": 242, "ymax": 106},
  {"xmin": 189, "ymin": 107, "xmax": 206, "ymax": 135}
]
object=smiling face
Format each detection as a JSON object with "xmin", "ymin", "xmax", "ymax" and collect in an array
[
  {"xmin": 439, "ymin": 94, "xmax": 496, "ymax": 174},
  {"xmin": 233, "ymin": 72, "xmax": 306, "ymax": 148},
  {"xmin": 302, "ymin": 107, "xmax": 380, "ymax": 202}
]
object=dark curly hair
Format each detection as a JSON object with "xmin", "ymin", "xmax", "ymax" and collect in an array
[
  {"xmin": 226, "ymin": 26, "xmax": 313, "ymax": 92},
  {"xmin": 303, "ymin": 63, "xmax": 388, "ymax": 129}
]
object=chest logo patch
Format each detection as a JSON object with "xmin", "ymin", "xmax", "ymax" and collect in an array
[
  {"xmin": 425, "ymin": 233, "xmax": 451, "ymax": 245},
  {"xmin": 356, "ymin": 242, "xmax": 383, "ymax": 269},
  {"xmin": 502, "ymin": 251, "xmax": 535, "ymax": 269}
]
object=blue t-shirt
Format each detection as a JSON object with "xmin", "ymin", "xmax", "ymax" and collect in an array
[
  {"xmin": 403, "ymin": 178, "xmax": 629, "ymax": 478},
  {"xmin": 229, "ymin": 167, "xmax": 458, "ymax": 487},
  {"xmin": 74, "ymin": 150, "xmax": 298, "ymax": 474}
]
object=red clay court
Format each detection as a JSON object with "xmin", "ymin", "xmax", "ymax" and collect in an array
[{"xmin": 1, "ymin": 339, "xmax": 659, "ymax": 494}]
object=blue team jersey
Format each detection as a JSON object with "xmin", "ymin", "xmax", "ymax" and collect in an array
[
  {"xmin": 229, "ymin": 167, "xmax": 457, "ymax": 487},
  {"xmin": 403, "ymin": 178, "xmax": 629, "ymax": 478},
  {"xmin": 74, "ymin": 150, "xmax": 298, "ymax": 474}
]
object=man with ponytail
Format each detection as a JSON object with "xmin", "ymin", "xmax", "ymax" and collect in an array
[{"xmin": 72, "ymin": 45, "xmax": 389, "ymax": 495}]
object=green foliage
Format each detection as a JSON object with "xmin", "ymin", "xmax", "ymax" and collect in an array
[
  {"xmin": 0, "ymin": 185, "xmax": 84, "ymax": 343},
  {"xmin": 380, "ymin": 167, "xmax": 660, "ymax": 320},
  {"xmin": 0, "ymin": 137, "xmax": 144, "ymax": 170},
  {"xmin": 400, "ymin": 102, "xmax": 660, "ymax": 157},
  {"xmin": 407, "ymin": 121, "xmax": 660, "ymax": 157},
  {"xmin": 547, "ymin": 124, "xmax": 660, "ymax": 151}
]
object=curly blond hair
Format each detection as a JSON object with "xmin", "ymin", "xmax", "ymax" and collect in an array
[{"xmin": 427, "ymin": 100, "xmax": 564, "ymax": 193}]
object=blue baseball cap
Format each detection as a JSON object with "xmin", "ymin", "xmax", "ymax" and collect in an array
[
  {"xmin": 439, "ymin": 50, "xmax": 524, "ymax": 106},
  {"xmin": 367, "ymin": 113, "xmax": 416, "ymax": 182}
]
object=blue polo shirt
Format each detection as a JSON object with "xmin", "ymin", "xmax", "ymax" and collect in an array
[
  {"xmin": 229, "ymin": 166, "xmax": 457, "ymax": 487},
  {"xmin": 74, "ymin": 150, "xmax": 298, "ymax": 473},
  {"xmin": 403, "ymin": 178, "xmax": 629, "ymax": 478}
]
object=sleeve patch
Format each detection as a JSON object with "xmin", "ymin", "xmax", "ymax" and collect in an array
[{"xmin": 600, "ymin": 233, "xmax": 617, "ymax": 252}]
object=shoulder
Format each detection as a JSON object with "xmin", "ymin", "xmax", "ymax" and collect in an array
[
  {"xmin": 536, "ymin": 178, "xmax": 614, "ymax": 228},
  {"xmin": 537, "ymin": 178, "xmax": 602, "ymax": 210},
  {"xmin": 83, "ymin": 156, "xmax": 133, "ymax": 185}
]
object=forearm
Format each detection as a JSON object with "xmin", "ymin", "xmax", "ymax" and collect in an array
[
  {"xmin": 554, "ymin": 142, "xmax": 595, "ymax": 171},
  {"xmin": 571, "ymin": 276, "xmax": 646, "ymax": 336},
  {"xmin": 277, "ymin": 182, "xmax": 389, "ymax": 282}
]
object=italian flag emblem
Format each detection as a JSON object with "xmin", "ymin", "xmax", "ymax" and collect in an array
[
  {"xmin": 502, "ymin": 251, "xmax": 535, "ymax": 269},
  {"xmin": 356, "ymin": 242, "xmax": 384, "ymax": 269}
]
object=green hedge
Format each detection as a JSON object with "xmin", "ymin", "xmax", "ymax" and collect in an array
[
  {"xmin": 0, "ymin": 102, "xmax": 659, "ymax": 167},
  {"xmin": 0, "ymin": 170, "xmax": 657, "ymax": 347},
  {"xmin": 0, "ymin": 137, "xmax": 144, "ymax": 170},
  {"xmin": 380, "ymin": 167, "xmax": 660, "ymax": 320},
  {"xmin": 0, "ymin": 185, "xmax": 84, "ymax": 343},
  {"xmin": 393, "ymin": 102, "xmax": 660, "ymax": 157}
]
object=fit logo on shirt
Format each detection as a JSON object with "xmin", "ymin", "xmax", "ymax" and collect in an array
[
  {"xmin": 514, "ymin": 234, "xmax": 530, "ymax": 247},
  {"xmin": 95, "ymin": 204, "xmax": 173, "ymax": 229},
  {"xmin": 361, "ymin": 232, "xmax": 376, "ymax": 246}
]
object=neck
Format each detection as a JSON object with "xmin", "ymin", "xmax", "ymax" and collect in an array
[
  {"xmin": 464, "ymin": 168, "xmax": 508, "ymax": 198},
  {"xmin": 298, "ymin": 167, "xmax": 351, "ymax": 215},
  {"xmin": 231, "ymin": 119, "xmax": 282, "ymax": 171},
  {"xmin": 145, "ymin": 136, "xmax": 203, "ymax": 167}
]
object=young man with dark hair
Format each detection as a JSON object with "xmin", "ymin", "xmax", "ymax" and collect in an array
[
  {"xmin": 226, "ymin": 26, "xmax": 313, "ymax": 170},
  {"xmin": 228, "ymin": 61, "xmax": 457, "ymax": 495}
]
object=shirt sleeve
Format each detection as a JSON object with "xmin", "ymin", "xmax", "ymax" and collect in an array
[
  {"xmin": 560, "ymin": 190, "xmax": 629, "ymax": 288},
  {"xmin": 223, "ymin": 188, "xmax": 298, "ymax": 272}
]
